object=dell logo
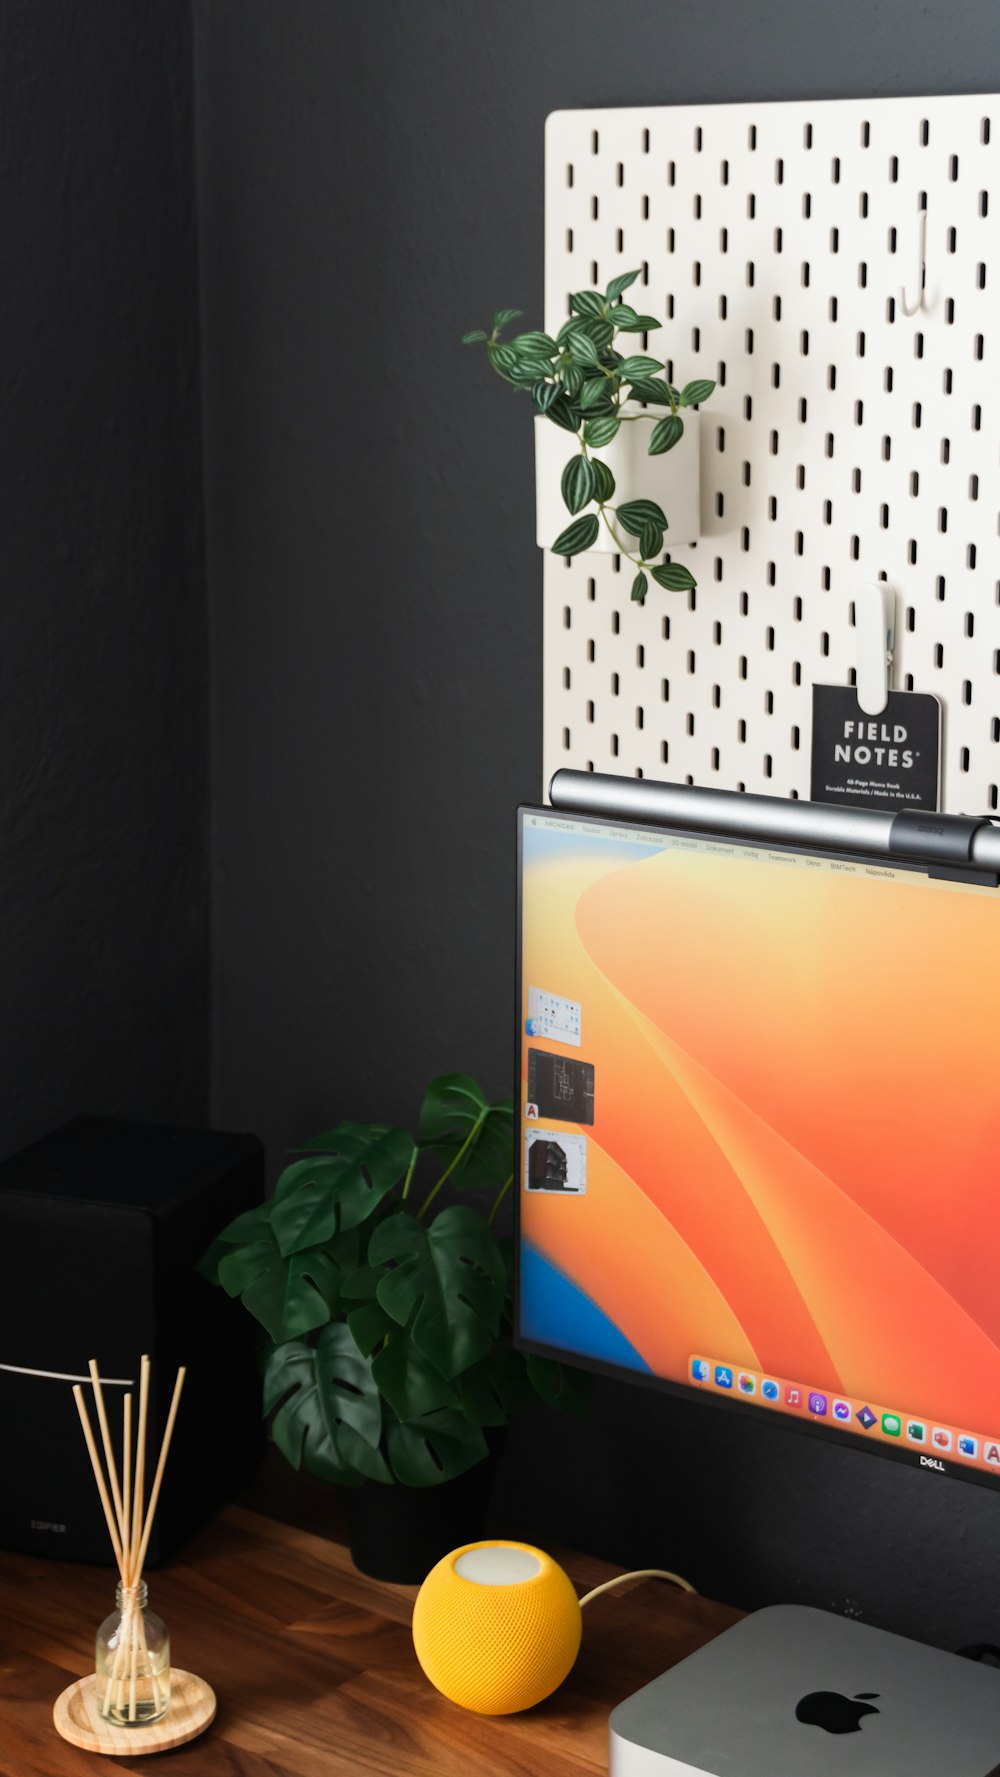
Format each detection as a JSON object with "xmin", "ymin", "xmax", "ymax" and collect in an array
[{"xmin": 920, "ymin": 1455, "xmax": 946, "ymax": 1473}]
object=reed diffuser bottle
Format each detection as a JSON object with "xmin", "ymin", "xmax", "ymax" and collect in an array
[
  {"xmin": 96, "ymin": 1581, "xmax": 170, "ymax": 1726},
  {"xmin": 72, "ymin": 1354, "xmax": 186, "ymax": 1727}
]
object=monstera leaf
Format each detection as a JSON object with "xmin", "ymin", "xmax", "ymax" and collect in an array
[
  {"xmin": 368, "ymin": 1203, "xmax": 505, "ymax": 1378},
  {"xmin": 345, "ymin": 1294, "xmax": 463, "ymax": 1420},
  {"xmin": 417, "ymin": 1074, "xmax": 514, "ymax": 1191},
  {"xmin": 457, "ymin": 1343, "xmax": 538, "ymax": 1427},
  {"xmin": 371, "ymin": 1324, "xmax": 460, "ymax": 1420},
  {"xmin": 215, "ymin": 1216, "xmax": 353, "ymax": 1344},
  {"xmin": 197, "ymin": 1202, "xmax": 273, "ymax": 1285},
  {"xmin": 264, "ymin": 1323, "xmax": 390, "ymax": 1486},
  {"xmin": 272, "ymin": 1123, "xmax": 415, "ymax": 1246},
  {"xmin": 384, "ymin": 1405, "xmax": 489, "ymax": 1486},
  {"xmin": 525, "ymin": 1351, "xmax": 594, "ymax": 1417}
]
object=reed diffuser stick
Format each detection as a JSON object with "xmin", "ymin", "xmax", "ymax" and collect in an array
[
  {"xmin": 125, "ymin": 1365, "xmax": 185, "ymax": 1720},
  {"xmin": 88, "ymin": 1359, "xmax": 128, "ymax": 1551},
  {"xmin": 131, "ymin": 1354, "xmax": 150, "ymax": 1579},
  {"xmin": 71, "ymin": 1387, "xmax": 126, "ymax": 1582},
  {"xmin": 132, "ymin": 1366, "xmax": 186, "ymax": 1581},
  {"xmin": 132, "ymin": 1359, "xmax": 159, "ymax": 1716},
  {"xmin": 121, "ymin": 1394, "xmax": 132, "ymax": 1579}
]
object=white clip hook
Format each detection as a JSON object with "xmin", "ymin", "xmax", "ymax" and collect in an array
[
  {"xmin": 899, "ymin": 208, "xmax": 928, "ymax": 317},
  {"xmin": 856, "ymin": 581, "xmax": 897, "ymax": 716}
]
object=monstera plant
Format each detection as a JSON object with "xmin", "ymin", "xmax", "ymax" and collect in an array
[{"xmin": 199, "ymin": 1075, "xmax": 588, "ymax": 1493}]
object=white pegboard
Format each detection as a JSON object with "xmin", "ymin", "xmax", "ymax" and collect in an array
[{"xmin": 543, "ymin": 96, "xmax": 1000, "ymax": 812}]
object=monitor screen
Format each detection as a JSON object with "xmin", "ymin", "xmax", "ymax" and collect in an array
[{"xmin": 516, "ymin": 804, "xmax": 1000, "ymax": 1488}]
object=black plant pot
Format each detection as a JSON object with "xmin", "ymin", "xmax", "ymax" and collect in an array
[{"xmin": 342, "ymin": 1437, "xmax": 505, "ymax": 1584}]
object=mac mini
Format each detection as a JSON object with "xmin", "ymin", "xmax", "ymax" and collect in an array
[{"xmin": 609, "ymin": 1605, "xmax": 1000, "ymax": 1776}]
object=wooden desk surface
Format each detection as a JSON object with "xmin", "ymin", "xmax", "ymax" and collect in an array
[{"xmin": 1, "ymin": 1502, "xmax": 742, "ymax": 1776}]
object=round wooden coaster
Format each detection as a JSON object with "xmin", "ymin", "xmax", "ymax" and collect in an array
[{"xmin": 53, "ymin": 1670, "xmax": 216, "ymax": 1756}]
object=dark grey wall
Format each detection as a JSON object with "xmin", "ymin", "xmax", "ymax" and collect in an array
[
  {"xmin": 194, "ymin": 0, "xmax": 1000, "ymax": 1646},
  {"xmin": 0, "ymin": 1, "xmax": 208, "ymax": 1157}
]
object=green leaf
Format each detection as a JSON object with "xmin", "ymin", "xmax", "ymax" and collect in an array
[
  {"xmin": 217, "ymin": 1231, "xmax": 345, "ymax": 1343},
  {"xmin": 283, "ymin": 1123, "xmax": 414, "ymax": 1235},
  {"xmin": 209, "ymin": 1201, "xmax": 273, "ymax": 1245},
  {"xmin": 417, "ymin": 1074, "xmax": 514, "ymax": 1191},
  {"xmin": 385, "ymin": 1407, "xmax": 488, "ymax": 1486},
  {"xmin": 592, "ymin": 458, "xmax": 616, "ymax": 502},
  {"xmin": 557, "ymin": 361, "xmax": 585, "ymax": 396},
  {"xmin": 570, "ymin": 289, "xmax": 607, "ymax": 317},
  {"xmin": 566, "ymin": 330, "xmax": 601, "ymax": 367},
  {"xmin": 511, "ymin": 330, "xmax": 556, "ymax": 357},
  {"xmin": 616, "ymin": 497, "xmax": 668, "ymax": 535},
  {"xmin": 264, "ymin": 1324, "xmax": 391, "ymax": 1485},
  {"xmin": 198, "ymin": 1234, "xmax": 239, "ymax": 1286},
  {"xmin": 525, "ymin": 1352, "xmax": 594, "ymax": 1416},
  {"xmin": 582, "ymin": 414, "xmax": 620, "ymax": 448},
  {"xmin": 492, "ymin": 308, "xmax": 523, "ymax": 332},
  {"xmin": 640, "ymin": 520, "xmax": 664, "ymax": 559},
  {"xmin": 509, "ymin": 356, "xmax": 552, "ymax": 383},
  {"xmin": 488, "ymin": 343, "xmax": 520, "ymax": 373},
  {"xmin": 649, "ymin": 415, "xmax": 684, "ymax": 455},
  {"xmin": 546, "ymin": 394, "xmax": 582, "ymax": 433},
  {"xmin": 561, "ymin": 453, "xmax": 597, "ymax": 515},
  {"xmin": 369, "ymin": 1203, "xmax": 506, "ymax": 1378},
  {"xmin": 627, "ymin": 378, "xmax": 678, "ymax": 406},
  {"xmin": 269, "ymin": 1156, "xmax": 346, "ymax": 1255},
  {"xmin": 679, "ymin": 378, "xmax": 716, "ymax": 407},
  {"xmin": 198, "ymin": 1202, "xmax": 273, "ymax": 1282},
  {"xmin": 619, "ymin": 355, "xmax": 663, "ymax": 380},
  {"xmin": 461, "ymin": 329, "xmax": 488, "ymax": 344},
  {"xmin": 551, "ymin": 513, "xmax": 600, "ymax": 556},
  {"xmin": 651, "ymin": 562, "xmax": 698, "ymax": 592},
  {"xmin": 606, "ymin": 269, "xmax": 641, "ymax": 301},
  {"xmin": 574, "ymin": 315, "xmax": 615, "ymax": 350},
  {"xmin": 340, "ymin": 1262, "xmax": 382, "ymax": 1303},
  {"xmin": 631, "ymin": 571, "xmax": 648, "ymax": 604},
  {"xmin": 346, "ymin": 1299, "xmax": 394, "ymax": 1358},
  {"xmin": 457, "ymin": 1344, "xmax": 537, "ymax": 1426},
  {"xmin": 578, "ymin": 376, "xmax": 613, "ymax": 412},
  {"xmin": 532, "ymin": 380, "xmax": 560, "ymax": 413},
  {"xmin": 614, "ymin": 307, "xmax": 662, "ymax": 332},
  {"xmin": 372, "ymin": 1325, "xmax": 460, "ymax": 1419}
]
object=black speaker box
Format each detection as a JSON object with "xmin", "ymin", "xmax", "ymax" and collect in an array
[{"xmin": 0, "ymin": 1116, "xmax": 264, "ymax": 1564}]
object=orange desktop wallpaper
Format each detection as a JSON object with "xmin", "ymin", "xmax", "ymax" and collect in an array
[{"xmin": 518, "ymin": 813, "xmax": 1000, "ymax": 1473}]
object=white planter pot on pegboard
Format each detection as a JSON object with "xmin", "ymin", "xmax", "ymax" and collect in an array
[{"xmin": 534, "ymin": 406, "xmax": 701, "ymax": 554}]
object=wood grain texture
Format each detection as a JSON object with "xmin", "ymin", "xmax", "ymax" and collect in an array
[
  {"xmin": 52, "ymin": 1671, "xmax": 215, "ymax": 1756},
  {"xmin": 0, "ymin": 1498, "xmax": 742, "ymax": 1775}
]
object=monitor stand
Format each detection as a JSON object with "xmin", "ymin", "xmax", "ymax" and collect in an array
[{"xmin": 609, "ymin": 1605, "xmax": 1000, "ymax": 1776}]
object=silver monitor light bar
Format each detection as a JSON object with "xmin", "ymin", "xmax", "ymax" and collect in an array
[{"xmin": 548, "ymin": 770, "xmax": 1000, "ymax": 880}]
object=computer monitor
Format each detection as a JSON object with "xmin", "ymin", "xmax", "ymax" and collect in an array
[{"xmin": 515, "ymin": 778, "xmax": 1000, "ymax": 1492}]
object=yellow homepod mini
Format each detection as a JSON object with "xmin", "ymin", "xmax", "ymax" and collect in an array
[{"xmin": 412, "ymin": 1539, "xmax": 582, "ymax": 1714}]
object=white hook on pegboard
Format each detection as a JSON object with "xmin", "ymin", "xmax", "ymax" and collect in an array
[
  {"xmin": 899, "ymin": 207, "xmax": 928, "ymax": 317},
  {"xmin": 856, "ymin": 582, "xmax": 897, "ymax": 717}
]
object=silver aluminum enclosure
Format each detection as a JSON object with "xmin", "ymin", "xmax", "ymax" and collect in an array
[{"xmin": 548, "ymin": 770, "xmax": 1000, "ymax": 878}]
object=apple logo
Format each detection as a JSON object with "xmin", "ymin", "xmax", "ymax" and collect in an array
[{"xmin": 795, "ymin": 1691, "xmax": 881, "ymax": 1734}]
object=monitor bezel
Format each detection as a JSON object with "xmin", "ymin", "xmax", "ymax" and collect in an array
[{"xmin": 514, "ymin": 800, "xmax": 1000, "ymax": 1496}]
